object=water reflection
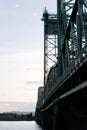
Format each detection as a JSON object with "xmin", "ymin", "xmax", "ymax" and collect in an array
[{"xmin": 0, "ymin": 121, "xmax": 43, "ymax": 130}]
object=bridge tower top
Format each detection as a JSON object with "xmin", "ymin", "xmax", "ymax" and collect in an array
[
  {"xmin": 41, "ymin": 0, "xmax": 87, "ymax": 100},
  {"xmin": 42, "ymin": 9, "xmax": 58, "ymax": 95}
]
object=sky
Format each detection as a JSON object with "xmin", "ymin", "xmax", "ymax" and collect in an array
[{"xmin": 0, "ymin": 0, "xmax": 57, "ymax": 112}]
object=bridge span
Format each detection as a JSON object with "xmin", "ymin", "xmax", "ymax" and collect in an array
[{"xmin": 35, "ymin": 0, "xmax": 87, "ymax": 130}]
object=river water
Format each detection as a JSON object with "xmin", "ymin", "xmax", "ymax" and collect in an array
[{"xmin": 0, "ymin": 121, "xmax": 43, "ymax": 130}]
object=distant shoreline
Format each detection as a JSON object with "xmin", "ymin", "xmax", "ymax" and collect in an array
[{"xmin": 0, "ymin": 112, "xmax": 35, "ymax": 121}]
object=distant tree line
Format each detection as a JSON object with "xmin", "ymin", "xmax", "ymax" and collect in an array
[{"xmin": 0, "ymin": 112, "xmax": 35, "ymax": 121}]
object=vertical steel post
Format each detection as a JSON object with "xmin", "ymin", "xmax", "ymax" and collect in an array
[
  {"xmin": 42, "ymin": 9, "xmax": 58, "ymax": 99},
  {"xmin": 42, "ymin": 8, "xmax": 49, "ymax": 99},
  {"xmin": 57, "ymin": 0, "xmax": 63, "ymax": 75}
]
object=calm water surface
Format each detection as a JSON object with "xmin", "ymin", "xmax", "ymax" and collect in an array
[{"xmin": 0, "ymin": 121, "xmax": 43, "ymax": 130}]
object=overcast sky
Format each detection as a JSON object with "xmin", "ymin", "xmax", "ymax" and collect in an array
[{"xmin": 0, "ymin": 0, "xmax": 57, "ymax": 112}]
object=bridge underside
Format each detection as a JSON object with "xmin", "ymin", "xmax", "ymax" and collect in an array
[
  {"xmin": 35, "ymin": 61, "xmax": 87, "ymax": 130},
  {"xmin": 36, "ymin": 81, "xmax": 87, "ymax": 130},
  {"xmin": 55, "ymin": 84, "xmax": 87, "ymax": 130},
  {"xmin": 42, "ymin": 59, "xmax": 87, "ymax": 109}
]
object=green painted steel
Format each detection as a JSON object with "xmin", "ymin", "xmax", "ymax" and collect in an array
[
  {"xmin": 42, "ymin": 9, "xmax": 58, "ymax": 98},
  {"xmin": 36, "ymin": 87, "xmax": 44, "ymax": 109},
  {"xmin": 35, "ymin": 1, "xmax": 87, "ymax": 129},
  {"xmin": 36, "ymin": 0, "xmax": 87, "ymax": 108}
]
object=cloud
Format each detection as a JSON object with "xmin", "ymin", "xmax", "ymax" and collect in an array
[
  {"xmin": 15, "ymin": 4, "xmax": 20, "ymax": 8},
  {"xmin": 24, "ymin": 81, "xmax": 42, "ymax": 85},
  {"xmin": 0, "ymin": 101, "xmax": 36, "ymax": 112}
]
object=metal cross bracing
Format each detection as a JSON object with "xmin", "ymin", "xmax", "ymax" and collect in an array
[
  {"xmin": 44, "ymin": 35, "xmax": 57, "ymax": 79},
  {"xmin": 42, "ymin": 8, "xmax": 58, "ymax": 89},
  {"xmin": 44, "ymin": 0, "xmax": 87, "ymax": 100},
  {"xmin": 61, "ymin": 0, "xmax": 87, "ymax": 69},
  {"xmin": 35, "ymin": 1, "xmax": 87, "ymax": 129},
  {"xmin": 58, "ymin": 0, "xmax": 87, "ymax": 72}
]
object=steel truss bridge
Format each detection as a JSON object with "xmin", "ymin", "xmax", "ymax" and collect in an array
[{"xmin": 35, "ymin": 0, "xmax": 87, "ymax": 130}]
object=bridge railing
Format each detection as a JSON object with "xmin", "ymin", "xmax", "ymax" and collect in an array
[{"xmin": 45, "ymin": 44, "xmax": 87, "ymax": 101}]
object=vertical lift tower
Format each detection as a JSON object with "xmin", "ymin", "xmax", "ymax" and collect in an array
[{"xmin": 42, "ymin": 9, "xmax": 58, "ymax": 97}]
